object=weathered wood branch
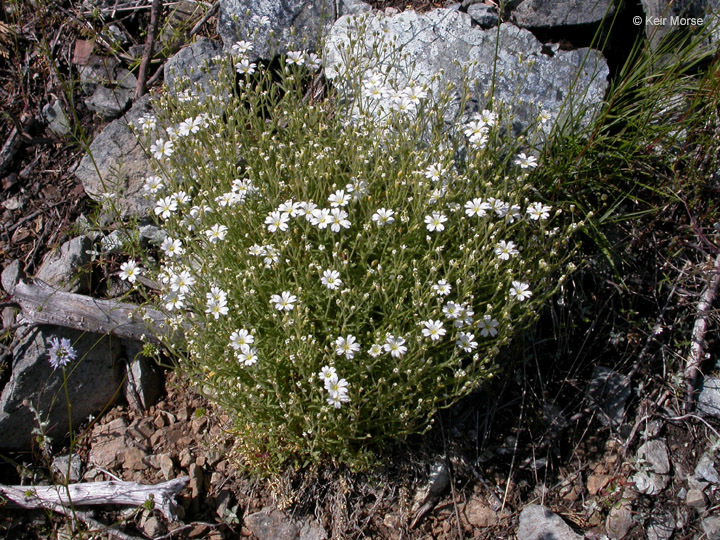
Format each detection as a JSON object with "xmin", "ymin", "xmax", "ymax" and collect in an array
[
  {"xmin": 0, "ymin": 476, "xmax": 189, "ymax": 521},
  {"xmin": 12, "ymin": 280, "xmax": 172, "ymax": 344},
  {"xmin": 685, "ymin": 253, "xmax": 720, "ymax": 412}
]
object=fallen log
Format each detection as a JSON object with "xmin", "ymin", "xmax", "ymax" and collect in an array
[
  {"xmin": 0, "ymin": 476, "xmax": 189, "ymax": 521},
  {"xmin": 11, "ymin": 280, "xmax": 172, "ymax": 344}
]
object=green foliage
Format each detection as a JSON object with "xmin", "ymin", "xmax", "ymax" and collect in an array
[{"xmin": 127, "ymin": 37, "xmax": 581, "ymax": 472}]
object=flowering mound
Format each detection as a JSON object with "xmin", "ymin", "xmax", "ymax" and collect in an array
[{"xmin": 125, "ymin": 40, "xmax": 581, "ymax": 471}]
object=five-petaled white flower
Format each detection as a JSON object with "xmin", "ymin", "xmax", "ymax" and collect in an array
[
  {"xmin": 368, "ymin": 343, "xmax": 383, "ymax": 357},
  {"xmin": 154, "ymin": 196, "xmax": 177, "ymax": 219},
  {"xmin": 456, "ymin": 332, "xmax": 478, "ymax": 352},
  {"xmin": 235, "ymin": 59, "xmax": 256, "ymax": 75},
  {"xmin": 319, "ymin": 366, "xmax": 338, "ymax": 384},
  {"xmin": 514, "ymin": 152, "xmax": 538, "ymax": 169},
  {"xmin": 510, "ymin": 281, "xmax": 532, "ymax": 301},
  {"xmin": 494, "ymin": 240, "xmax": 519, "ymax": 261},
  {"xmin": 230, "ymin": 329, "xmax": 254, "ymax": 350},
  {"xmin": 205, "ymin": 224, "xmax": 228, "ymax": 243},
  {"xmin": 335, "ymin": 335, "xmax": 361, "ymax": 359},
  {"xmin": 372, "ymin": 208, "xmax": 395, "ymax": 226},
  {"xmin": 425, "ymin": 212, "xmax": 448, "ymax": 232},
  {"xmin": 265, "ymin": 211, "xmax": 289, "ymax": 233},
  {"xmin": 232, "ymin": 40, "xmax": 253, "ymax": 54},
  {"xmin": 161, "ymin": 237, "xmax": 184, "ymax": 258},
  {"xmin": 321, "ymin": 269, "xmax": 343, "ymax": 290},
  {"xmin": 384, "ymin": 334, "xmax": 407, "ymax": 358},
  {"xmin": 170, "ymin": 270, "xmax": 195, "ymax": 294},
  {"xmin": 432, "ymin": 279, "xmax": 452, "ymax": 296},
  {"xmin": 144, "ymin": 176, "xmax": 163, "ymax": 194},
  {"xmin": 150, "ymin": 138, "xmax": 174, "ymax": 159},
  {"xmin": 236, "ymin": 344, "xmax": 258, "ymax": 366},
  {"xmin": 119, "ymin": 260, "xmax": 141, "ymax": 283},
  {"xmin": 271, "ymin": 291, "xmax": 297, "ymax": 311},
  {"xmin": 310, "ymin": 208, "xmax": 331, "ymax": 229},
  {"xmin": 464, "ymin": 198, "xmax": 491, "ymax": 218},
  {"xmin": 286, "ymin": 50, "xmax": 305, "ymax": 65},
  {"xmin": 329, "ymin": 208, "xmax": 351, "ymax": 232},
  {"xmin": 328, "ymin": 190, "xmax": 350, "ymax": 207},
  {"xmin": 527, "ymin": 202, "xmax": 552, "ymax": 221},
  {"xmin": 477, "ymin": 315, "xmax": 499, "ymax": 337},
  {"xmin": 421, "ymin": 319, "xmax": 446, "ymax": 341}
]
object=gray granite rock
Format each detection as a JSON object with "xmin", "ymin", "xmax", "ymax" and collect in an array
[
  {"xmin": 339, "ymin": 0, "xmax": 372, "ymax": 16},
  {"xmin": 641, "ymin": 0, "xmax": 715, "ymax": 50},
  {"xmin": 217, "ymin": 0, "xmax": 334, "ymax": 60},
  {"xmin": 698, "ymin": 377, "xmax": 720, "ymax": 418},
  {"xmin": 647, "ymin": 510, "xmax": 674, "ymax": 540},
  {"xmin": 586, "ymin": 366, "xmax": 632, "ymax": 427},
  {"xmin": 324, "ymin": 10, "xmax": 609, "ymax": 137},
  {"xmin": 75, "ymin": 94, "xmax": 154, "ymax": 218},
  {"xmin": 164, "ymin": 37, "xmax": 225, "ymax": 100},
  {"xmin": 517, "ymin": 504, "xmax": 582, "ymax": 540},
  {"xmin": 695, "ymin": 453, "xmax": 720, "ymax": 484},
  {"xmin": 2, "ymin": 259, "xmax": 22, "ymax": 294},
  {"xmin": 704, "ymin": 515, "xmax": 720, "ymax": 540},
  {"xmin": 512, "ymin": 0, "xmax": 615, "ymax": 29},
  {"xmin": 85, "ymin": 84, "xmax": 133, "ymax": 119},
  {"xmin": 0, "ymin": 326, "xmax": 123, "ymax": 450},
  {"xmin": 34, "ymin": 235, "xmax": 92, "ymax": 294},
  {"xmin": 467, "ymin": 3, "xmax": 499, "ymax": 28},
  {"xmin": 42, "ymin": 100, "xmax": 71, "ymax": 137}
]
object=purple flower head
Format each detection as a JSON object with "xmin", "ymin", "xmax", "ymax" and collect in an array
[{"xmin": 48, "ymin": 337, "xmax": 77, "ymax": 370}]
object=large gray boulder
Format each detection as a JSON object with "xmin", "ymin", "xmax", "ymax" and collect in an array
[
  {"xmin": 512, "ymin": 0, "xmax": 615, "ymax": 29},
  {"xmin": 0, "ymin": 326, "xmax": 123, "ymax": 450},
  {"xmin": 217, "ymin": 0, "xmax": 335, "ymax": 60},
  {"xmin": 34, "ymin": 235, "xmax": 93, "ymax": 294},
  {"xmin": 324, "ymin": 9, "xmax": 609, "ymax": 137},
  {"xmin": 641, "ymin": 0, "xmax": 718, "ymax": 49},
  {"xmin": 75, "ymin": 94, "xmax": 154, "ymax": 218},
  {"xmin": 164, "ymin": 37, "xmax": 225, "ymax": 100}
]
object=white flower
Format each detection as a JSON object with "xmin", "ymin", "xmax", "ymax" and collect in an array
[
  {"xmin": 326, "ymin": 377, "xmax": 349, "ymax": 397},
  {"xmin": 432, "ymin": 279, "xmax": 452, "ymax": 296},
  {"xmin": 138, "ymin": 114, "xmax": 156, "ymax": 131},
  {"xmin": 319, "ymin": 365, "xmax": 338, "ymax": 384},
  {"xmin": 510, "ymin": 281, "xmax": 532, "ymax": 301},
  {"xmin": 455, "ymin": 303, "xmax": 475, "ymax": 328},
  {"xmin": 464, "ymin": 198, "xmax": 491, "ymax": 218},
  {"xmin": 230, "ymin": 329, "xmax": 254, "ymax": 350},
  {"xmin": 48, "ymin": 337, "xmax": 77, "ymax": 370},
  {"xmin": 248, "ymin": 244, "xmax": 266, "ymax": 256},
  {"xmin": 334, "ymin": 335, "xmax": 360, "ymax": 359},
  {"xmin": 172, "ymin": 191, "xmax": 190, "ymax": 206},
  {"xmin": 477, "ymin": 109, "xmax": 497, "ymax": 127},
  {"xmin": 371, "ymin": 207, "xmax": 395, "ymax": 226},
  {"xmin": 489, "ymin": 198, "xmax": 509, "ymax": 217},
  {"xmin": 305, "ymin": 52, "xmax": 322, "ymax": 70},
  {"xmin": 216, "ymin": 191, "xmax": 242, "ymax": 207},
  {"xmin": 286, "ymin": 50, "xmax": 305, "ymax": 65},
  {"xmin": 321, "ymin": 269, "xmax": 343, "ymax": 290},
  {"xmin": 265, "ymin": 210, "xmax": 289, "ymax": 233},
  {"xmin": 206, "ymin": 286, "xmax": 227, "ymax": 306},
  {"xmin": 154, "ymin": 196, "xmax": 177, "ymax": 219},
  {"xmin": 425, "ymin": 212, "xmax": 447, "ymax": 232},
  {"xmin": 205, "ymin": 224, "xmax": 229, "ymax": 243},
  {"xmin": 278, "ymin": 199, "xmax": 300, "ymax": 217},
  {"xmin": 329, "ymin": 208, "xmax": 351, "ymax": 232},
  {"xmin": 298, "ymin": 200, "xmax": 318, "ymax": 220},
  {"xmin": 443, "ymin": 301, "xmax": 462, "ymax": 320},
  {"xmin": 326, "ymin": 392, "xmax": 350, "ymax": 409},
  {"xmin": 420, "ymin": 319, "xmax": 446, "ymax": 341},
  {"xmin": 236, "ymin": 59, "xmax": 257, "ymax": 75},
  {"xmin": 514, "ymin": 152, "xmax": 538, "ymax": 169},
  {"xmin": 527, "ymin": 202, "xmax": 552, "ymax": 221},
  {"xmin": 150, "ymin": 138, "xmax": 173, "ymax": 159},
  {"xmin": 143, "ymin": 176, "xmax": 164, "ymax": 194},
  {"xmin": 384, "ymin": 335, "xmax": 407, "ymax": 358},
  {"xmin": 463, "ymin": 120, "xmax": 489, "ymax": 141},
  {"xmin": 368, "ymin": 343, "xmax": 383, "ymax": 357},
  {"xmin": 424, "ymin": 163, "xmax": 446, "ymax": 183},
  {"xmin": 310, "ymin": 208, "xmax": 331, "ymax": 229},
  {"xmin": 477, "ymin": 315, "xmax": 499, "ymax": 337},
  {"xmin": 236, "ymin": 344, "xmax": 258, "ymax": 366},
  {"xmin": 160, "ymin": 237, "xmax": 184, "ymax": 258},
  {"xmin": 456, "ymin": 332, "xmax": 478, "ymax": 352},
  {"xmin": 328, "ymin": 189, "xmax": 350, "ymax": 207},
  {"xmin": 163, "ymin": 290, "xmax": 184, "ymax": 311},
  {"xmin": 119, "ymin": 260, "xmax": 141, "ymax": 283},
  {"xmin": 206, "ymin": 300, "xmax": 229, "ymax": 319},
  {"xmin": 494, "ymin": 240, "xmax": 519, "ymax": 261},
  {"xmin": 271, "ymin": 291, "xmax": 297, "ymax": 311},
  {"xmin": 170, "ymin": 270, "xmax": 195, "ymax": 294},
  {"xmin": 232, "ymin": 40, "xmax": 254, "ymax": 54}
]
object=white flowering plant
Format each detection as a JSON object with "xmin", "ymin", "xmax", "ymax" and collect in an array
[{"xmin": 127, "ymin": 35, "xmax": 583, "ymax": 471}]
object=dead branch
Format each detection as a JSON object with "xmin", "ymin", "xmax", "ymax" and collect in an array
[
  {"xmin": 0, "ymin": 476, "xmax": 189, "ymax": 521},
  {"xmin": 684, "ymin": 253, "xmax": 720, "ymax": 412},
  {"xmin": 135, "ymin": 0, "xmax": 163, "ymax": 99},
  {"xmin": 0, "ymin": 113, "xmax": 34, "ymax": 177},
  {"xmin": 11, "ymin": 280, "xmax": 174, "ymax": 344}
]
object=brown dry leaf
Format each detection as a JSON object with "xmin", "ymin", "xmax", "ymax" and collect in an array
[
  {"xmin": 72, "ymin": 39, "xmax": 95, "ymax": 65},
  {"xmin": 33, "ymin": 215, "xmax": 43, "ymax": 233}
]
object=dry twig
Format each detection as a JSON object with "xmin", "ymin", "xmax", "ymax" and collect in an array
[{"xmin": 135, "ymin": 0, "xmax": 163, "ymax": 99}]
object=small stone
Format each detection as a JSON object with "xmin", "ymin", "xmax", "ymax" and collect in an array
[
  {"xmin": 587, "ymin": 474, "xmax": 611, "ymax": 495},
  {"xmin": 157, "ymin": 453, "xmax": 175, "ymax": 480},
  {"xmin": 704, "ymin": 515, "xmax": 720, "ymax": 540},
  {"xmin": 695, "ymin": 453, "xmax": 720, "ymax": 484},
  {"xmin": 34, "ymin": 236, "xmax": 92, "ymax": 293},
  {"xmin": 463, "ymin": 498, "xmax": 498, "ymax": 527},
  {"xmin": 586, "ymin": 366, "xmax": 631, "ymax": 427},
  {"xmin": 1, "ymin": 259, "xmax": 22, "ymax": 294},
  {"xmin": 244, "ymin": 508, "xmax": 299, "ymax": 540},
  {"xmin": 139, "ymin": 515, "xmax": 166, "ymax": 538},
  {"xmin": 517, "ymin": 504, "xmax": 582, "ymax": 540},
  {"xmin": 42, "ymin": 101, "xmax": 71, "ymax": 137},
  {"xmin": 52, "ymin": 454, "xmax": 82, "ymax": 483},
  {"xmin": 467, "ymin": 3, "xmax": 499, "ymax": 28},
  {"xmin": 122, "ymin": 447, "xmax": 148, "ymax": 471},
  {"xmin": 698, "ymin": 377, "xmax": 720, "ymax": 418},
  {"xmin": 685, "ymin": 488, "xmax": 706, "ymax": 508},
  {"xmin": 637, "ymin": 439, "xmax": 671, "ymax": 474},
  {"xmin": 646, "ymin": 510, "xmax": 674, "ymax": 540},
  {"xmin": 179, "ymin": 448, "xmax": 193, "ymax": 468},
  {"xmin": 188, "ymin": 463, "xmax": 204, "ymax": 499},
  {"xmin": 298, "ymin": 518, "xmax": 327, "ymax": 540},
  {"xmin": 606, "ymin": 501, "xmax": 633, "ymax": 539}
]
